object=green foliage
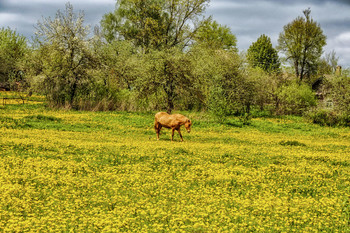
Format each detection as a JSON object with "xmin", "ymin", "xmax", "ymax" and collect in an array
[
  {"xmin": 245, "ymin": 67, "xmax": 282, "ymax": 113},
  {"xmin": 279, "ymin": 140, "xmax": 306, "ymax": 147},
  {"xmin": 206, "ymin": 50, "xmax": 255, "ymax": 117},
  {"xmin": 190, "ymin": 45, "xmax": 257, "ymax": 117},
  {"xmin": 317, "ymin": 57, "xmax": 333, "ymax": 76},
  {"xmin": 101, "ymin": 0, "xmax": 210, "ymax": 51},
  {"xmin": 208, "ymin": 85, "xmax": 231, "ymax": 122},
  {"xmin": 247, "ymin": 34, "xmax": 280, "ymax": 73},
  {"xmin": 306, "ymin": 50, "xmax": 338, "ymax": 78},
  {"xmin": 330, "ymin": 75, "xmax": 350, "ymax": 115},
  {"xmin": 0, "ymin": 28, "xmax": 29, "ymax": 90},
  {"xmin": 194, "ymin": 19, "xmax": 237, "ymax": 50},
  {"xmin": 324, "ymin": 50, "xmax": 339, "ymax": 74},
  {"xmin": 136, "ymin": 47, "xmax": 198, "ymax": 113},
  {"xmin": 305, "ymin": 71, "xmax": 350, "ymax": 126},
  {"xmin": 306, "ymin": 109, "xmax": 340, "ymax": 127},
  {"xmin": 99, "ymin": 0, "xmax": 213, "ymax": 112},
  {"xmin": 98, "ymin": 40, "xmax": 139, "ymax": 90},
  {"xmin": 277, "ymin": 8, "xmax": 327, "ymax": 81},
  {"xmin": 276, "ymin": 82, "xmax": 317, "ymax": 115},
  {"xmin": 101, "ymin": 0, "xmax": 164, "ymax": 48}
]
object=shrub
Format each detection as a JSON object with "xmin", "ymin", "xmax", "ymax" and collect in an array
[
  {"xmin": 277, "ymin": 82, "xmax": 316, "ymax": 115},
  {"xmin": 208, "ymin": 85, "xmax": 232, "ymax": 122},
  {"xmin": 330, "ymin": 75, "xmax": 350, "ymax": 115},
  {"xmin": 306, "ymin": 109, "xmax": 338, "ymax": 126},
  {"xmin": 306, "ymin": 108, "xmax": 350, "ymax": 127}
]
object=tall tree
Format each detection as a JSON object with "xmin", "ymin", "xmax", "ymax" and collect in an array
[
  {"xmin": 34, "ymin": 3, "xmax": 95, "ymax": 108},
  {"xmin": 101, "ymin": 0, "xmax": 210, "ymax": 51},
  {"xmin": 136, "ymin": 47, "xmax": 196, "ymax": 113},
  {"xmin": 247, "ymin": 34, "xmax": 280, "ymax": 73},
  {"xmin": 101, "ymin": 0, "xmax": 210, "ymax": 112},
  {"xmin": 277, "ymin": 8, "xmax": 326, "ymax": 81}
]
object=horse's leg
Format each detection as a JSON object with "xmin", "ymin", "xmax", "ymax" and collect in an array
[
  {"xmin": 177, "ymin": 128, "xmax": 183, "ymax": 142},
  {"xmin": 158, "ymin": 125, "xmax": 162, "ymax": 140},
  {"xmin": 155, "ymin": 122, "xmax": 161, "ymax": 140},
  {"xmin": 171, "ymin": 128, "xmax": 175, "ymax": 141},
  {"xmin": 154, "ymin": 122, "xmax": 158, "ymax": 139}
]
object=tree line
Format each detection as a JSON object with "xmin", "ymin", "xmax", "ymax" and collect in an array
[{"xmin": 0, "ymin": 1, "xmax": 349, "ymax": 125}]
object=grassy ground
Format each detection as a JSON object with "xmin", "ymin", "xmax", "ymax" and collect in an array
[{"xmin": 0, "ymin": 102, "xmax": 350, "ymax": 232}]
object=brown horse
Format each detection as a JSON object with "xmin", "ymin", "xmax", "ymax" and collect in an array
[{"xmin": 154, "ymin": 112, "xmax": 192, "ymax": 141}]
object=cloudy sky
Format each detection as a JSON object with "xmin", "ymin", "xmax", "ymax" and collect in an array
[{"xmin": 1, "ymin": 0, "xmax": 349, "ymax": 67}]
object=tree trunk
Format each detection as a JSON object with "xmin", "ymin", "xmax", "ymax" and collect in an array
[
  {"xmin": 295, "ymin": 61, "xmax": 300, "ymax": 80},
  {"xmin": 70, "ymin": 77, "xmax": 78, "ymax": 108},
  {"xmin": 167, "ymin": 98, "xmax": 174, "ymax": 114}
]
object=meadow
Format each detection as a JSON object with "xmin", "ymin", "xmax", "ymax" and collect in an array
[{"xmin": 0, "ymin": 98, "xmax": 350, "ymax": 232}]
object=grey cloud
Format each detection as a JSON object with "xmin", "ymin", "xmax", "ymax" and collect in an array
[
  {"xmin": 0, "ymin": 0, "xmax": 115, "ymax": 40},
  {"xmin": 321, "ymin": 18, "xmax": 350, "ymax": 36},
  {"xmin": 211, "ymin": 0, "xmax": 350, "ymax": 5},
  {"xmin": 1, "ymin": 0, "xmax": 349, "ymax": 67},
  {"xmin": 207, "ymin": 0, "xmax": 350, "ymax": 67}
]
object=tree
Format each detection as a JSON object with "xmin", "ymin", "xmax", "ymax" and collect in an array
[
  {"xmin": 101, "ymin": 0, "xmax": 210, "ymax": 51},
  {"xmin": 245, "ymin": 67, "xmax": 281, "ymax": 112},
  {"xmin": 136, "ymin": 47, "xmax": 197, "ymax": 113},
  {"xmin": 325, "ymin": 50, "xmax": 339, "ymax": 73},
  {"xmin": 305, "ymin": 50, "xmax": 338, "ymax": 78},
  {"xmin": 193, "ymin": 19, "xmax": 237, "ymax": 50},
  {"xmin": 0, "ymin": 28, "xmax": 28, "ymax": 90},
  {"xmin": 101, "ymin": 0, "xmax": 163, "ymax": 48},
  {"xmin": 33, "ymin": 3, "xmax": 95, "ymax": 108},
  {"xmin": 277, "ymin": 8, "xmax": 326, "ymax": 81},
  {"xmin": 247, "ymin": 34, "xmax": 280, "ymax": 73},
  {"xmin": 101, "ymin": 0, "xmax": 210, "ymax": 112},
  {"xmin": 316, "ymin": 57, "xmax": 333, "ymax": 76},
  {"xmin": 189, "ymin": 45, "xmax": 254, "ymax": 119}
]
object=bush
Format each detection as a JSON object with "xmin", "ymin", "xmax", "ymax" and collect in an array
[
  {"xmin": 306, "ymin": 108, "xmax": 350, "ymax": 127},
  {"xmin": 306, "ymin": 109, "xmax": 338, "ymax": 126},
  {"xmin": 208, "ymin": 85, "xmax": 232, "ymax": 122},
  {"xmin": 277, "ymin": 82, "xmax": 316, "ymax": 115},
  {"xmin": 330, "ymin": 75, "xmax": 350, "ymax": 115}
]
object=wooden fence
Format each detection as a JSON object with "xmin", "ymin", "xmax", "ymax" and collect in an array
[{"xmin": 1, "ymin": 97, "xmax": 27, "ymax": 105}]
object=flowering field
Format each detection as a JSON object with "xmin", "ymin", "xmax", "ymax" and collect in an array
[{"xmin": 1, "ymin": 102, "xmax": 350, "ymax": 232}]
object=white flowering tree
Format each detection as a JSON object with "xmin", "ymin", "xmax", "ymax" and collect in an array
[{"xmin": 33, "ymin": 3, "xmax": 95, "ymax": 108}]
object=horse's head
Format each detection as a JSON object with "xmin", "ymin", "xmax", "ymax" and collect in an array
[{"xmin": 184, "ymin": 119, "xmax": 192, "ymax": 133}]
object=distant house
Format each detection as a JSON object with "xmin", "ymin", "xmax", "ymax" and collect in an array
[{"xmin": 311, "ymin": 66, "xmax": 342, "ymax": 109}]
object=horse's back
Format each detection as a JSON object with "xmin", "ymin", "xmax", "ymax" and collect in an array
[
  {"xmin": 155, "ymin": 112, "xmax": 168, "ymax": 119},
  {"xmin": 155, "ymin": 112, "xmax": 170, "ymax": 124},
  {"xmin": 155, "ymin": 112, "xmax": 169, "ymax": 122},
  {"xmin": 171, "ymin": 114, "xmax": 189, "ymax": 124},
  {"xmin": 156, "ymin": 112, "xmax": 187, "ymax": 120}
]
